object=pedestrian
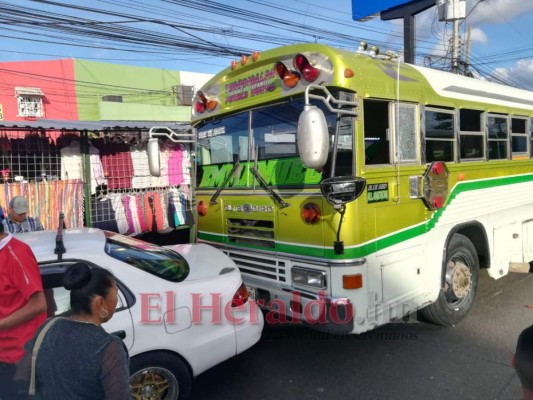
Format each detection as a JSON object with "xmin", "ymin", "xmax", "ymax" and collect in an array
[
  {"xmin": 0, "ymin": 220, "xmax": 47, "ymax": 400},
  {"xmin": 513, "ymin": 324, "xmax": 533, "ymax": 400},
  {"xmin": 18, "ymin": 262, "xmax": 131, "ymax": 399},
  {"xmin": 3, "ymin": 196, "xmax": 44, "ymax": 233}
]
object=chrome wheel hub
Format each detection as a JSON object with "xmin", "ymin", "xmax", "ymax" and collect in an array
[{"xmin": 445, "ymin": 260, "xmax": 472, "ymax": 300}]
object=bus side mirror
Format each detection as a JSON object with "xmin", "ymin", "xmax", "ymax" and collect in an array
[
  {"xmin": 320, "ymin": 176, "xmax": 366, "ymax": 208},
  {"xmin": 147, "ymin": 138, "xmax": 161, "ymax": 177},
  {"xmin": 297, "ymin": 105, "xmax": 329, "ymax": 169}
]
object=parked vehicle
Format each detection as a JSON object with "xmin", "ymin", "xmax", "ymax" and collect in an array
[
  {"xmin": 18, "ymin": 227, "xmax": 264, "ymax": 399},
  {"xmin": 148, "ymin": 42, "xmax": 533, "ymax": 334}
]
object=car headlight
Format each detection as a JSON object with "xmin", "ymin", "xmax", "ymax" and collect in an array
[{"xmin": 291, "ymin": 267, "xmax": 327, "ymax": 289}]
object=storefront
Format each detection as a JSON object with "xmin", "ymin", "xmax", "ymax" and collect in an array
[{"xmin": 0, "ymin": 119, "xmax": 195, "ymax": 244}]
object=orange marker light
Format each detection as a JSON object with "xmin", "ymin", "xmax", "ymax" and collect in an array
[
  {"xmin": 301, "ymin": 203, "xmax": 321, "ymax": 224},
  {"xmin": 252, "ymin": 51, "xmax": 260, "ymax": 62},
  {"xmin": 241, "ymin": 55, "xmax": 248, "ymax": 66},
  {"xmin": 197, "ymin": 201, "xmax": 207, "ymax": 216},
  {"xmin": 344, "ymin": 68, "xmax": 355, "ymax": 78},
  {"xmin": 343, "ymin": 274, "xmax": 363, "ymax": 289},
  {"xmin": 230, "ymin": 60, "xmax": 238, "ymax": 70},
  {"xmin": 275, "ymin": 61, "xmax": 300, "ymax": 88},
  {"xmin": 206, "ymin": 100, "xmax": 218, "ymax": 111}
]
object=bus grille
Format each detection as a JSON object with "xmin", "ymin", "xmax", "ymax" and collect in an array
[
  {"xmin": 223, "ymin": 249, "xmax": 286, "ymax": 282},
  {"xmin": 226, "ymin": 218, "xmax": 275, "ymax": 248}
]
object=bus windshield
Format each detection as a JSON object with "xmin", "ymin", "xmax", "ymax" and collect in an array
[{"xmin": 196, "ymin": 96, "xmax": 354, "ymax": 188}]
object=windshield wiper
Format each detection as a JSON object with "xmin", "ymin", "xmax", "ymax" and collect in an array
[
  {"xmin": 210, "ymin": 160, "xmax": 240, "ymax": 205},
  {"xmin": 250, "ymin": 166, "xmax": 290, "ymax": 209}
]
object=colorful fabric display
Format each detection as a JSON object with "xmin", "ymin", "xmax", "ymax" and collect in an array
[
  {"xmin": 100, "ymin": 143, "xmax": 134, "ymax": 190},
  {"xmin": 108, "ymin": 193, "xmax": 129, "ymax": 235},
  {"xmin": 131, "ymin": 147, "xmax": 151, "ymax": 189}
]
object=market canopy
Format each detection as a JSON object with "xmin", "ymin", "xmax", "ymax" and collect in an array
[{"xmin": 0, "ymin": 119, "xmax": 191, "ymax": 131}]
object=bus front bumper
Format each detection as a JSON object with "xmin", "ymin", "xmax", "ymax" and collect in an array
[{"xmin": 245, "ymin": 279, "xmax": 355, "ymax": 335}]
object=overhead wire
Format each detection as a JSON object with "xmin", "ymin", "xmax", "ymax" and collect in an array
[{"xmin": 0, "ymin": 0, "xmax": 528, "ymax": 89}]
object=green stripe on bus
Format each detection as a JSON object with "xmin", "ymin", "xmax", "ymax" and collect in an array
[{"xmin": 199, "ymin": 174, "xmax": 533, "ymax": 259}]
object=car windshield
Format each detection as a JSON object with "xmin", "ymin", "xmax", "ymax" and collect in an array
[{"xmin": 104, "ymin": 232, "xmax": 190, "ymax": 282}]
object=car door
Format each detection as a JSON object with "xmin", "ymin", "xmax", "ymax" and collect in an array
[{"xmin": 39, "ymin": 262, "xmax": 136, "ymax": 350}]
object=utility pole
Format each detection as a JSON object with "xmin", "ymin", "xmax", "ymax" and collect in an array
[
  {"xmin": 380, "ymin": 0, "xmax": 436, "ymax": 64},
  {"xmin": 465, "ymin": 25, "xmax": 472, "ymax": 76},
  {"xmin": 452, "ymin": 18, "xmax": 460, "ymax": 73},
  {"xmin": 437, "ymin": 0, "xmax": 466, "ymax": 73}
]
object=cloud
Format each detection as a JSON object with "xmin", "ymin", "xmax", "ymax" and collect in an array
[
  {"xmin": 468, "ymin": 27, "xmax": 487, "ymax": 43},
  {"xmin": 491, "ymin": 59, "xmax": 533, "ymax": 89},
  {"xmin": 468, "ymin": 0, "xmax": 533, "ymax": 25}
]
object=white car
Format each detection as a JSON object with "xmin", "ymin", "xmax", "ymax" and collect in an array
[{"xmin": 18, "ymin": 228, "xmax": 264, "ymax": 399}]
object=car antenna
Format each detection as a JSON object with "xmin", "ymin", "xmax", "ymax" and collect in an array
[{"xmin": 54, "ymin": 212, "xmax": 66, "ymax": 261}]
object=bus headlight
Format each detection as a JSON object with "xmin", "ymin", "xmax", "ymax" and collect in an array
[{"xmin": 292, "ymin": 267, "xmax": 327, "ymax": 289}]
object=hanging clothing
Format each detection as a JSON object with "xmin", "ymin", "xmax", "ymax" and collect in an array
[
  {"xmin": 131, "ymin": 148, "xmax": 151, "ymax": 189},
  {"xmin": 107, "ymin": 193, "xmax": 129, "ymax": 235},
  {"xmin": 167, "ymin": 145, "xmax": 184, "ymax": 186},
  {"xmin": 100, "ymin": 143, "xmax": 134, "ymax": 190}
]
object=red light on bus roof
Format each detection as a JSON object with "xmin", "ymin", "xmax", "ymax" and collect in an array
[
  {"xmin": 195, "ymin": 91, "xmax": 218, "ymax": 114},
  {"xmin": 275, "ymin": 61, "xmax": 300, "ymax": 88},
  {"xmin": 195, "ymin": 101, "xmax": 205, "ymax": 114},
  {"xmin": 293, "ymin": 53, "xmax": 319, "ymax": 82}
]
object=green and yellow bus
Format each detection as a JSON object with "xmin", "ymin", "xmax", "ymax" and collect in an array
[{"xmin": 151, "ymin": 43, "xmax": 533, "ymax": 334}]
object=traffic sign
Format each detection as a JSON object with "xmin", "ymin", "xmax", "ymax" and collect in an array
[{"xmin": 352, "ymin": 0, "xmax": 410, "ymax": 21}]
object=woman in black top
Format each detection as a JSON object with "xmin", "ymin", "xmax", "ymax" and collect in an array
[{"xmin": 21, "ymin": 262, "xmax": 131, "ymax": 400}]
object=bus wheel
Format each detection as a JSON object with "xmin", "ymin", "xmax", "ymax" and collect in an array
[{"xmin": 420, "ymin": 233, "xmax": 479, "ymax": 326}]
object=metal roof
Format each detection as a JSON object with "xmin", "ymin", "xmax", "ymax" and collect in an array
[
  {"xmin": 0, "ymin": 119, "xmax": 191, "ymax": 131},
  {"xmin": 14, "ymin": 86, "xmax": 45, "ymax": 96}
]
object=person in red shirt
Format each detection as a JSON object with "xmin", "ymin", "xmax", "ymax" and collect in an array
[{"xmin": 0, "ymin": 221, "xmax": 47, "ymax": 399}]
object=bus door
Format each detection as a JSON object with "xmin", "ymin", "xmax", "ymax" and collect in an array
[{"xmin": 362, "ymin": 99, "xmax": 428, "ymax": 305}]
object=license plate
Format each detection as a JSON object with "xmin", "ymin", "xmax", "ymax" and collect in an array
[{"xmin": 246, "ymin": 286, "xmax": 257, "ymax": 301}]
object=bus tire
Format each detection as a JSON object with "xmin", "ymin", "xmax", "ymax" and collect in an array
[{"xmin": 420, "ymin": 233, "xmax": 479, "ymax": 326}]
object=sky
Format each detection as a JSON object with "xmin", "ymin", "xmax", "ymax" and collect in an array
[{"xmin": 0, "ymin": 0, "xmax": 532, "ymax": 89}]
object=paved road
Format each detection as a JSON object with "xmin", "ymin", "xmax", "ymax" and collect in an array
[{"xmin": 191, "ymin": 270, "xmax": 533, "ymax": 400}]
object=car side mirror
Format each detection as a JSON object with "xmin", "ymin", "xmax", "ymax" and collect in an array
[
  {"xmin": 320, "ymin": 176, "xmax": 366, "ymax": 208},
  {"xmin": 297, "ymin": 105, "xmax": 329, "ymax": 169},
  {"xmin": 147, "ymin": 138, "xmax": 161, "ymax": 177}
]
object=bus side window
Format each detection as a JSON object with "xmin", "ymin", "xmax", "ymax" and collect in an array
[{"xmin": 364, "ymin": 100, "xmax": 390, "ymax": 165}]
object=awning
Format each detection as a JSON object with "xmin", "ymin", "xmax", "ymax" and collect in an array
[
  {"xmin": 0, "ymin": 119, "xmax": 191, "ymax": 132},
  {"xmin": 14, "ymin": 87, "xmax": 45, "ymax": 96}
]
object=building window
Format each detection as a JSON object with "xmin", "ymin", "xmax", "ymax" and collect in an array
[
  {"xmin": 15, "ymin": 87, "xmax": 45, "ymax": 118},
  {"xmin": 102, "ymin": 95, "xmax": 123, "ymax": 102}
]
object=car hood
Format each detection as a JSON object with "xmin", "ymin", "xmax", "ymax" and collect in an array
[{"xmin": 165, "ymin": 243, "xmax": 239, "ymax": 281}]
